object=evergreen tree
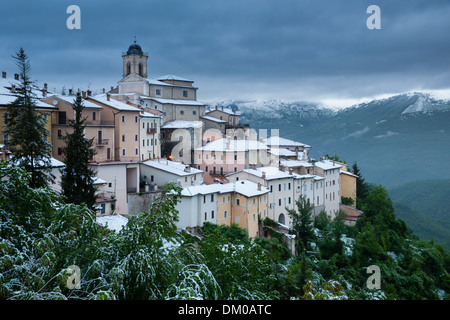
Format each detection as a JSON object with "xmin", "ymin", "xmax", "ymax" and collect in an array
[
  {"xmin": 5, "ymin": 48, "xmax": 54, "ymax": 188},
  {"xmin": 286, "ymin": 195, "xmax": 315, "ymax": 252},
  {"xmin": 60, "ymin": 91, "xmax": 97, "ymax": 210}
]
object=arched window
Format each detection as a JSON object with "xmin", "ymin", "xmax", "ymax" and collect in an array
[
  {"xmin": 278, "ymin": 213, "xmax": 285, "ymax": 225},
  {"xmin": 126, "ymin": 62, "xmax": 131, "ymax": 76},
  {"xmin": 138, "ymin": 63, "xmax": 144, "ymax": 77}
]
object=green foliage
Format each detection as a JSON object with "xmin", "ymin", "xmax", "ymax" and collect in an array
[
  {"xmin": 1, "ymin": 161, "xmax": 449, "ymax": 300},
  {"xmin": 286, "ymin": 195, "xmax": 315, "ymax": 251},
  {"xmin": 5, "ymin": 48, "xmax": 54, "ymax": 188},
  {"xmin": 61, "ymin": 91, "xmax": 97, "ymax": 210}
]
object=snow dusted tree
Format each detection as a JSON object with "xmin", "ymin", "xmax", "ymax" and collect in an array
[
  {"xmin": 286, "ymin": 195, "xmax": 315, "ymax": 252},
  {"xmin": 5, "ymin": 48, "xmax": 54, "ymax": 188},
  {"xmin": 60, "ymin": 91, "xmax": 97, "ymax": 210}
]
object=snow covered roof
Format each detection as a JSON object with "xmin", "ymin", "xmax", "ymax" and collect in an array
[
  {"xmin": 264, "ymin": 136, "xmax": 311, "ymax": 148},
  {"xmin": 200, "ymin": 115, "xmax": 227, "ymax": 123},
  {"xmin": 48, "ymin": 94, "xmax": 103, "ymax": 109},
  {"xmin": 89, "ymin": 94, "xmax": 141, "ymax": 111},
  {"xmin": 157, "ymin": 74, "xmax": 193, "ymax": 82},
  {"xmin": 161, "ymin": 120, "xmax": 204, "ymax": 129},
  {"xmin": 142, "ymin": 159, "xmax": 203, "ymax": 176},
  {"xmin": 181, "ymin": 180, "xmax": 269, "ymax": 198},
  {"xmin": 9, "ymin": 156, "xmax": 65, "ymax": 168},
  {"xmin": 268, "ymin": 148, "xmax": 297, "ymax": 157},
  {"xmin": 142, "ymin": 96, "xmax": 205, "ymax": 106},
  {"xmin": 141, "ymin": 111, "xmax": 161, "ymax": 118},
  {"xmin": 280, "ymin": 160, "xmax": 313, "ymax": 168},
  {"xmin": 96, "ymin": 214, "xmax": 128, "ymax": 232},
  {"xmin": 241, "ymin": 166, "xmax": 301, "ymax": 180},
  {"xmin": 196, "ymin": 138, "xmax": 268, "ymax": 152},
  {"xmin": 206, "ymin": 106, "xmax": 242, "ymax": 116},
  {"xmin": 340, "ymin": 170, "xmax": 358, "ymax": 178},
  {"xmin": 92, "ymin": 177, "xmax": 107, "ymax": 185},
  {"xmin": 314, "ymin": 160, "xmax": 342, "ymax": 171}
]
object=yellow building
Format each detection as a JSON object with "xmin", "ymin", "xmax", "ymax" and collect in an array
[{"xmin": 336, "ymin": 161, "xmax": 358, "ymax": 208}]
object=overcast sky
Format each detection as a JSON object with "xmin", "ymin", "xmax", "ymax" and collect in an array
[{"xmin": 1, "ymin": 0, "xmax": 450, "ymax": 107}]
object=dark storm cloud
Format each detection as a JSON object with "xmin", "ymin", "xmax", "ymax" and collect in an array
[{"xmin": 1, "ymin": 0, "xmax": 450, "ymax": 105}]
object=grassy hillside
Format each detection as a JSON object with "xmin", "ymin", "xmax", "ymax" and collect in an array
[{"xmin": 389, "ymin": 179, "xmax": 450, "ymax": 250}]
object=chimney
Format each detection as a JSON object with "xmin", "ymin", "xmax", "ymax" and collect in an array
[
  {"xmin": 42, "ymin": 89, "xmax": 47, "ymax": 98},
  {"xmin": 289, "ymin": 168, "xmax": 293, "ymax": 175},
  {"xmin": 102, "ymin": 88, "xmax": 105, "ymax": 94},
  {"xmin": 279, "ymin": 165, "xmax": 285, "ymax": 172},
  {"xmin": 262, "ymin": 171, "xmax": 266, "ymax": 180},
  {"xmin": 14, "ymin": 73, "xmax": 19, "ymax": 80},
  {"xmin": 87, "ymin": 90, "xmax": 92, "ymax": 97},
  {"xmin": 106, "ymin": 93, "xmax": 110, "ymax": 101},
  {"xmin": 221, "ymin": 106, "xmax": 224, "ymax": 111},
  {"xmin": 257, "ymin": 182, "xmax": 261, "ymax": 191},
  {"xmin": 215, "ymin": 105, "xmax": 218, "ymax": 110},
  {"xmin": 82, "ymin": 91, "xmax": 87, "ymax": 99},
  {"xmin": 68, "ymin": 89, "xmax": 73, "ymax": 95},
  {"xmin": 184, "ymin": 165, "xmax": 191, "ymax": 173},
  {"xmin": 2, "ymin": 71, "xmax": 6, "ymax": 78}
]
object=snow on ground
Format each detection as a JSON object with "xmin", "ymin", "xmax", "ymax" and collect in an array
[{"xmin": 96, "ymin": 214, "xmax": 128, "ymax": 232}]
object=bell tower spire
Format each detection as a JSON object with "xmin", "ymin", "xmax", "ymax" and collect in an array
[{"xmin": 122, "ymin": 38, "xmax": 148, "ymax": 78}]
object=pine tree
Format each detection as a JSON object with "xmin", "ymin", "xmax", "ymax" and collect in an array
[
  {"xmin": 286, "ymin": 195, "xmax": 315, "ymax": 252},
  {"xmin": 5, "ymin": 48, "xmax": 54, "ymax": 188},
  {"xmin": 352, "ymin": 161, "xmax": 369, "ymax": 207},
  {"xmin": 61, "ymin": 91, "xmax": 97, "ymax": 210}
]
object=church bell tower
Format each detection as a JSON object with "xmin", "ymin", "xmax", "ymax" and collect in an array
[{"xmin": 122, "ymin": 39, "xmax": 148, "ymax": 78}]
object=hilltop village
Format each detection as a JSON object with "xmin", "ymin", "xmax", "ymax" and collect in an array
[{"xmin": 0, "ymin": 42, "xmax": 361, "ymax": 243}]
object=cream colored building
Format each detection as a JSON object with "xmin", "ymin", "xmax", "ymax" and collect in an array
[
  {"xmin": 43, "ymin": 94, "xmax": 115, "ymax": 163},
  {"xmin": 87, "ymin": 94, "xmax": 141, "ymax": 162},
  {"xmin": 175, "ymin": 180, "xmax": 269, "ymax": 238}
]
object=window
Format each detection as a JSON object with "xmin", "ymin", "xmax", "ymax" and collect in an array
[
  {"xmin": 92, "ymin": 112, "xmax": 96, "ymax": 121},
  {"xmin": 135, "ymin": 115, "xmax": 138, "ymax": 123},
  {"xmin": 236, "ymin": 199, "xmax": 240, "ymax": 206},
  {"xmin": 234, "ymin": 154, "xmax": 237, "ymax": 161},
  {"xmin": 223, "ymin": 196, "xmax": 225, "ymax": 203},
  {"xmin": 288, "ymin": 197, "xmax": 291, "ymax": 204},
  {"xmin": 205, "ymin": 212, "xmax": 207, "ymax": 220},
  {"xmin": 57, "ymin": 147, "xmax": 62, "ymax": 155},
  {"xmin": 3, "ymin": 112, "xmax": 7, "ymax": 125},
  {"xmin": 121, "ymin": 115, "xmax": 125, "ymax": 123},
  {"xmin": 211, "ymin": 194, "xmax": 214, "ymax": 202},
  {"xmin": 180, "ymin": 110, "xmax": 184, "ymax": 115},
  {"xmin": 224, "ymin": 210, "xmax": 228, "ymax": 218},
  {"xmin": 203, "ymin": 196, "xmax": 206, "ymax": 203},
  {"xmin": 143, "ymin": 139, "xmax": 145, "ymax": 147},
  {"xmin": 108, "ymin": 183, "xmax": 112, "ymax": 188},
  {"xmin": 122, "ymin": 148, "xmax": 126, "ymax": 156},
  {"xmin": 211, "ymin": 211, "xmax": 214, "ymax": 219},
  {"xmin": 100, "ymin": 204, "xmax": 105, "ymax": 214},
  {"xmin": 183, "ymin": 90, "xmax": 188, "ymax": 97},
  {"xmin": 317, "ymin": 196, "xmax": 319, "ymax": 204},
  {"xmin": 156, "ymin": 89, "xmax": 161, "ymax": 95},
  {"xmin": 135, "ymin": 134, "xmax": 138, "ymax": 141},
  {"xmin": 193, "ymin": 110, "xmax": 196, "ymax": 115},
  {"xmin": 288, "ymin": 183, "xmax": 291, "ymax": 190},
  {"xmin": 279, "ymin": 184, "xmax": 281, "ymax": 192},
  {"xmin": 270, "ymin": 185, "xmax": 273, "ymax": 193},
  {"xmin": 278, "ymin": 199, "xmax": 282, "ymax": 206},
  {"xmin": 58, "ymin": 111, "xmax": 67, "ymax": 125},
  {"xmin": 57, "ymin": 129, "xmax": 62, "ymax": 139},
  {"xmin": 185, "ymin": 177, "xmax": 188, "ymax": 183},
  {"xmin": 122, "ymin": 134, "xmax": 125, "ymax": 142},
  {"xmin": 135, "ymin": 148, "xmax": 138, "ymax": 155}
]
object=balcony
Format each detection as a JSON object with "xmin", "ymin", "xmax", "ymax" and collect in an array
[
  {"xmin": 147, "ymin": 128, "xmax": 157, "ymax": 134},
  {"xmin": 96, "ymin": 139, "xmax": 109, "ymax": 146}
]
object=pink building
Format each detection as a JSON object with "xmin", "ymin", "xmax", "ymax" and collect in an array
[{"xmin": 194, "ymin": 137, "xmax": 269, "ymax": 175}]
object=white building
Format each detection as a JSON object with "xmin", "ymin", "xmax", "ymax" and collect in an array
[
  {"xmin": 88, "ymin": 161, "xmax": 140, "ymax": 215},
  {"xmin": 140, "ymin": 159, "xmax": 203, "ymax": 188},
  {"xmin": 139, "ymin": 111, "xmax": 162, "ymax": 161},
  {"xmin": 313, "ymin": 159, "xmax": 342, "ymax": 220}
]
